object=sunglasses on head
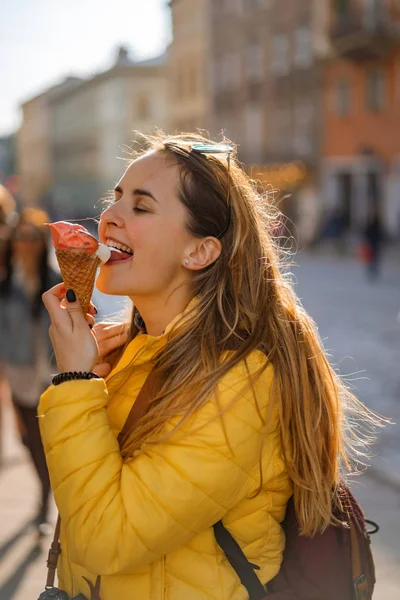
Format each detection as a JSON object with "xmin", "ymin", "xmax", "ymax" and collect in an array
[{"xmin": 189, "ymin": 143, "xmax": 234, "ymax": 239}]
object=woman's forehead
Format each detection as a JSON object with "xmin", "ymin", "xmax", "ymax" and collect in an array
[{"xmin": 121, "ymin": 152, "xmax": 180, "ymax": 193}]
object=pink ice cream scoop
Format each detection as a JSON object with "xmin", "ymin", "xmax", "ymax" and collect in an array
[
  {"xmin": 48, "ymin": 221, "xmax": 111, "ymax": 262},
  {"xmin": 47, "ymin": 221, "xmax": 111, "ymax": 313}
]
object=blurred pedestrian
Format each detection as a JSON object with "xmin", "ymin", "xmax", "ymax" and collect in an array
[
  {"xmin": 0, "ymin": 203, "xmax": 15, "ymax": 467},
  {"xmin": 325, "ymin": 207, "xmax": 346, "ymax": 254},
  {"xmin": 0, "ymin": 189, "xmax": 17, "ymax": 281},
  {"xmin": 362, "ymin": 207, "xmax": 384, "ymax": 281},
  {"xmin": 0, "ymin": 206, "xmax": 10, "ymax": 281},
  {"xmin": 0, "ymin": 209, "xmax": 60, "ymax": 535}
]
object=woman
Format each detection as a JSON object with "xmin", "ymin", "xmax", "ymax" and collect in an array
[
  {"xmin": 39, "ymin": 134, "xmax": 375, "ymax": 600},
  {"xmin": 0, "ymin": 210, "xmax": 61, "ymax": 534}
]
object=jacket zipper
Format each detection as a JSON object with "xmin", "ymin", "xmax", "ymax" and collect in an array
[{"xmin": 106, "ymin": 343, "xmax": 148, "ymax": 389}]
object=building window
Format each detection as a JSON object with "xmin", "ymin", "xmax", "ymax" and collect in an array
[
  {"xmin": 335, "ymin": 0, "xmax": 349, "ymax": 15},
  {"xmin": 334, "ymin": 78, "xmax": 351, "ymax": 116},
  {"xmin": 293, "ymin": 102, "xmax": 314, "ymax": 157},
  {"xmin": 244, "ymin": 105, "xmax": 263, "ymax": 161},
  {"xmin": 366, "ymin": 68, "xmax": 385, "ymax": 112},
  {"xmin": 246, "ymin": 42, "xmax": 263, "ymax": 82},
  {"xmin": 274, "ymin": 107, "xmax": 292, "ymax": 154},
  {"xmin": 212, "ymin": 59, "xmax": 223, "ymax": 93},
  {"xmin": 294, "ymin": 26, "xmax": 313, "ymax": 69},
  {"xmin": 221, "ymin": 52, "xmax": 241, "ymax": 89},
  {"xmin": 177, "ymin": 63, "xmax": 185, "ymax": 98},
  {"xmin": 271, "ymin": 34, "xmax": 290, "ymax": 75},
  {"xmin": 222, "ymin": 0, "xmax": 243, "ymax": 14},
  {"xmin": 188, "ymin": 62, "xmax": 198, "ymax": 98},
  {"xmin": 364, "ymin": 0, "xmax": 385, "ymax": 30},
  {"xmin": 137, "ymin": 94, "xmax": 151, "ymax": 120}
]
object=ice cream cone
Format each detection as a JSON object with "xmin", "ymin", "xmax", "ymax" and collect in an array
[{"xmin": 56, "ymin": 249, "xmax": 100, "ymax": 315}]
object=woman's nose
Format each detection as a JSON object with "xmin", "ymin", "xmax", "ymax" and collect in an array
[{"xmin": 101, "ymin": 202, "xmax": 125, "ymax": 228}]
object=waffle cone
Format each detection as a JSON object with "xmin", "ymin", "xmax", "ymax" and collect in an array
[{"xmin": 56, "ymin": 249, "xmax": 100, "ymax": 314}]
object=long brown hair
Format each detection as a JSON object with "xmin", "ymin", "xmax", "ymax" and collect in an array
[{"xmin": 111, "ymin": 132, "xmax": 381, "ymax": 536}]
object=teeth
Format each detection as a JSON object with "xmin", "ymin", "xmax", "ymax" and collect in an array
[{"xmin": 106, "ymin": 240, "xmax": 134, "ymax": 254}]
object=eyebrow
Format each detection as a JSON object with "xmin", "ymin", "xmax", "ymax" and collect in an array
[{"xmin": 114, "ymin": 185, "xmax": 158, "ymax": 203}]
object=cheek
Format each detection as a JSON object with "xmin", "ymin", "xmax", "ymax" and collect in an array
[{"xmin": 136, "ymin": 219, "xmax": 187, "ymax": 266}]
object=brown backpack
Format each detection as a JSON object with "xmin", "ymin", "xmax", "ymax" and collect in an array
[
  {"xmin": 120, "ymin": 369, "xmax": 378, "ymax": 600},
  {"xmin": 213, "ymin": 483, "xmax": 377, "ymax": 600}
]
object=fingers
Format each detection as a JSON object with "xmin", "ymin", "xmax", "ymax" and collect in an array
[
  {"xmin": 60, "ymin": 297, "xmax": 95, "ymax": 326},
  {"xmin": 93, "ymin": 321, "xmax": 128, "ymax": 340},
  {"xmin": 42, "ymin": 284, "xmax": 70, "ymax": 328},
  {"xmin": 88, "ymin": 302, "xmax": 98, "ymax": 316},
  {"xmin": 64, "ymin": 289, "xmax": 87, "ymax": 330},
  {"xmin": 85, "ymin": 314, "xmax": 95, "ymax": 329},
  {"xmin": 96, "ymin": 331, "xmax": 128, "ymax": 358},
  {"xmin": 93, "ymin": 322, "xmax": 129, "ymax": 358},
  {"xmin": 43, "ymin": 282, "xmax": 66, "ymax": 300},
  {"xmin": 92, "ymin": 362, "xmax": 112, "ymax": 378}
]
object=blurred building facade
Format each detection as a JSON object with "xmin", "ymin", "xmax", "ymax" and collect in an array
[
  {"xmin": 49, "ymin": 47, "xmax": 168, "ymax": 220},
  {"xmin": 0, "ymin": 135, "xmax": 17, "ymax": 183},
  {"xmin": 208, "ymin": 0, "xmax": 331, "ymax": 244},
  {"xmin": 321, "ymin": 0, "xmax": 400, "ymax": 239},
  {"xmin": 0, "ymin": 134, "xmax": 20, "ymax": 203},
  {"xmin": 168, "ymin": 0, "xmax": 212, "ymax": 132},
  {"xmin": 15, "ymin": 1, "xmax": 400, "ymax": 244},
  {"xmin": 17, "ymin": 78, "xmax": 82, "ymax": 208}
]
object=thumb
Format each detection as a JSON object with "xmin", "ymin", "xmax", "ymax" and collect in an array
[
  {"xmin": 92, "ymin": 362, "xmax": 112, "ymax": 378},
  {"xmin": 65, "ymin": 288, "xmax": 86, "ymax": 327}
]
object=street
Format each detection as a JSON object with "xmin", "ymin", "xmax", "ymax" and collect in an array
[{"xmin": 0, "ymin": 252, "xmax": 399, "ymax": 599}]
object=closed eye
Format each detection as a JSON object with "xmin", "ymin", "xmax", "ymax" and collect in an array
[{"xmin": 133, "ymin": 207, "xmax": 147, "ymax": 213}]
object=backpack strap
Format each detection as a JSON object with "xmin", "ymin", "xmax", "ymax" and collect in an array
[
  {"xmin": 117, "ymin": 367, "xmax": 160, "ymax": 450},
  {"xmin": 45, "ymin": 513, "xmax": 62, "ymax": 588},
  {"xmin": 213, "ymin": 521, "xmax": 268, "ymax": 600},
  {"xmin": 350, "ymin": 519, "xmax": 370, "ymax": 600}
]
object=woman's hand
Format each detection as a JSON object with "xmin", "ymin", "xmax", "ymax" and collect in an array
[
  {"xmin": 92, "ymin": 321, "xmax": 130, "ymax": 378},
  {"xmin": 42, "ymin": 284, "xmax": 99, "ymax": 373}
]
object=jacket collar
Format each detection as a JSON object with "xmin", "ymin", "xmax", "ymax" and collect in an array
[
  {"xmin": 133, "ymin": 296, "xmax": 200, "ymax": 339},
  {"xmin": 107, "ymin": 296, "xmax": 200, "ymax": 381}
]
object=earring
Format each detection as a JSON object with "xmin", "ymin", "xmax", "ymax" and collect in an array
[{"xmin": 183, "ymin": 259, "xmax": 189, "ymax": 266}]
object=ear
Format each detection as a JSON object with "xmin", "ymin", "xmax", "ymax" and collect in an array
[{"xmin": 182, "ymin": 237, "xmax": 222, "ymax": 271}]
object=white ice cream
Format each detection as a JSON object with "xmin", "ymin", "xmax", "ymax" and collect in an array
[{"xmin": 95, "ymin": 243, "xmax": 112, "ymax": 263}]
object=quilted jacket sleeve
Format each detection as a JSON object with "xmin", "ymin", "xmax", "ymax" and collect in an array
[{"xmin": 38, "ymin": 352, "xmax": 279, "ymax": 575}]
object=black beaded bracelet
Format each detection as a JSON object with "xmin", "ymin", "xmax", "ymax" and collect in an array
[{"xmin": 52, "ymin": 371, "xmax": 100, "ymax": 386}]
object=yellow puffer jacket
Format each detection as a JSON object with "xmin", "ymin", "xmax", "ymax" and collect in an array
[{"xmin": 38, "ymin": 315, "xmax": 292, "ymax": 600}]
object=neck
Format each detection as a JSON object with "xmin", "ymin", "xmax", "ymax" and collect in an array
[{"xmin": 131, "ymin": 287, "xmax": 193, "ymax": 337}]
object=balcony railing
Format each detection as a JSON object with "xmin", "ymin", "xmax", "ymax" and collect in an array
[{"xmin": 330, "ymin": 7, "xmax": 400, "ymax": 61}]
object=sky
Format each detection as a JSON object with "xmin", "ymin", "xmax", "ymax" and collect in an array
[{"xmin": 0, "ymin": 0, "xmax": 171, "ymax": 136}]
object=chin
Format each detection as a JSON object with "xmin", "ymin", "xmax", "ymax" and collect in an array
[{"xmin": 96, "ymin": 270, "xmax": 130, "ymax": 296}]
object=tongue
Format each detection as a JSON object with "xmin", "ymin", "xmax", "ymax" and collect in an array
[{"xmin": 109, "ymin": 248, "xmax": 132, "ymax": 262}]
